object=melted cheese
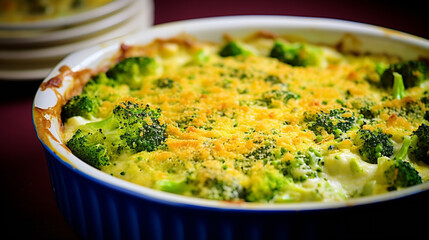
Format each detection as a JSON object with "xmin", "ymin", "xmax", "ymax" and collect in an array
[{"xmin": 63, "ymin": 33, "xmax": 429, "ymax": 203}]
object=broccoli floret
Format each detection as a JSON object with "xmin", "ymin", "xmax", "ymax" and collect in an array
[
  {"xmin": 61, "ymin": 95, "xmax": 100, "ymax": 121},
  {"xmin": 358, "ymin": 106, "xmax": 376, "ymax": 119},
  {"xmin": 85, "ymin": 72, "xmax": 118, "ymax": 89},
  {"xmin": 380, "ymin": 60, "xmax": 427, "ymax": 89},
  {"xmin": 183, "ymin": 169, "xmax": 244, "ymax": 201},
  {"xmin": 61, "ymin": 72, "xmax": 132, "ymax": 122},
  {"xmin": 245, "ymin": 138, "xmax": 287, "ymax": 162},
  {"xmin": 258, "ymin": 90, "xmax": 300, "ymax": 108},
  {"xmin": 421, "ymin": 93, "xmax": 429, "ymax": 106},
  {"xmin": 411, "ymin": 123, "xmax": 429, "ymax": 163},
  {"xmin": 81, "ymin": 72, "xmax": 132, "ymax": 105},
  {"xmin": 106, "ymin": 57, "xmax": 159, "ymax": 90},
  {"xmin": 421, "ymin": 94, "xmax": 429, "ymax": 121},
  {"xmin": 349, "ymin": 98, "xmax": 377, "ymax": 120},
  {"xmin": 115, "ymin": 101, "xmax": 166, "ymax": 152},
  {"xmin": 269, "ymin": 41, "xmax": 324, "ymax": 67},
  {"xmin": 378, "ymin": 135, "xmax": 422, "ymax": 190},
  {"xmin": 355, "ymin": 129, "xmax": 393, "ymax": 164},
  {"xmin": 66, "ymin": 111, "xmax": 123, "ymax": 169},
  {"xmin": 154, "ymin": 77, "xmax": 174, "ymax": 89},
  {"xmin": 245, "ymin": 169, "xmax": 288, "ymax": 202},
  {"xmin": 375, "ymin": 134, "xmax": 423, "ymax": 190},
  {"xmin": 384, "ymin": 159, "xmax": 422, "ymax": 190},
  {"xmin": 306, "ymin": 109, "xmax": 356, "ymax": 137},
  {"xmin": 379, "ymin": 99, "xmax": 426, "ymax": 125},
  {"xmin": 264, "ymin": 75, "xmax": 284, "ymax": 85},
  {"xmin": 218, "ymin": 41, "xmax": 252, "ymax": 57},
  {"xmin": 66, "ymin": 129, "xmax": 111, "ymax": 169},
  {"xmin": 66, "ymin": 100, "xmax": 167, "ymax": 168},
  {"xmin": 61, "ymin": 73, "xmax": 117, "ymax": 122},
  {"xmin": 375, "ymin": 62, "xmax": 389, "ymax": 76},
  {"xmin": 191, "ymin": 49, "xmax": 210, "ymax": 65},
  {"xmin": 246, "ymin": 141, "xmax": 276, "ymax": 161},
  {"xmin": 402, "ymin": 100, "xmax": 425, "ymax": 119},
  {"xmin": 273, "ymin": 148, "xmax": 324, "ymax": 183},
  {"xmin": 198, "ymin": 178, "xmax": 244, "ymax": 201}
]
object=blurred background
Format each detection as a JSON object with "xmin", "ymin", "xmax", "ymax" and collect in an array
[{"xmin": 1, "ymin": 0, "xmax": 428, "ymax": 239}]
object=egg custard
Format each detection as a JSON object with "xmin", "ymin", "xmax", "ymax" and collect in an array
[{"xmin": 60, "ymin": 32, "xmax": 429, "ymax": 203}]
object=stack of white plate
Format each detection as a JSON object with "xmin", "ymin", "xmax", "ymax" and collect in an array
[{"xmin": 0, "ymin": 0, "xmax": 153, "ymax": 81}]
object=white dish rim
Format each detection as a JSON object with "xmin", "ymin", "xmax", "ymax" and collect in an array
[{"xmin": 0, "ymin": 0, "xmax": 134, "ymax": 30}]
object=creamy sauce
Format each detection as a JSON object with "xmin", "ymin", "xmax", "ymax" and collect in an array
[{"xmin": 55, "ymin": 33, "xmax": 429, "ymax": 203}]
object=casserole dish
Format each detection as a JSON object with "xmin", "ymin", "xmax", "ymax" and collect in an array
[{"xmin": 33, "ymin": 16, "xmax": 429, "ymax": 239}]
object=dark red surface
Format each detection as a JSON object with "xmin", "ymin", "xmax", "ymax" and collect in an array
[{"xmin": 1, "ymin": 0, "xmax": 428, "ymax": 239}]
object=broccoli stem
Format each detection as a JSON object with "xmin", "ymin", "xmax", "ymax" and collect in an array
[
  {"xmin": 392, "ymin": 72, "xmax": 406, "ymax": 99},
  {"xmin": 84, "ymin": 114, "xmax": 118, "ymax": 133},
  {"xmin": 155, "ymin": 179, "xmax": 187, "ymax": 194},
  {"xmin": 395, "ymin": 135, "xmax": 418, "ymax": 161}
]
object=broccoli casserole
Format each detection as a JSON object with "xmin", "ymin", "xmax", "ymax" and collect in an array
[{"xmin": 58, "ymin": 32, "xmax": 429, "ymax": 203}]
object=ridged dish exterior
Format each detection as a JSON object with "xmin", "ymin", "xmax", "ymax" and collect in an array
[
  {"xmin": 44, "ymin": 147, "xmax": 347, "ymax": 240},
  {"xmin": 44, "ymin": 145, "xmax": 428, "ymax": 240}
]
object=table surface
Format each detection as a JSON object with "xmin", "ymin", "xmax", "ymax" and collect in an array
[{"xmin": 1, "ymin": 0, "xmax": 428, "ymax": 239}]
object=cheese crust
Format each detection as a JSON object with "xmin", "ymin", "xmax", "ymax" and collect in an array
[{"xmin": 62, "ymin": 32, "xmax": 429, "ymax": 203}]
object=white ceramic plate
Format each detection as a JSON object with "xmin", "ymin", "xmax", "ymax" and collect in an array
[
  {"xmin": 35, "ymin": 16, "xmax": 429, "ymax": 210},
  {"xmin": 0, "ymin": 0, "xmax": 133, "ymax": 30},
  {"xmin": 0, "ymin": 0, "xmax": 146, "ymax": 45},
  {"xmin": 0, "ymin": 0, "xmax": 153, "ymax": 80}
]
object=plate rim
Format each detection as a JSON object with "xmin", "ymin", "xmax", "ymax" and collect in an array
[
  {"xmin": 0, "ymin": 0, "xmax": 146, "ymax": 45},
  {"xmin": 0, "ymin": 1, "xmax": 153, "ymax": 61},
  {"xmin": 0, "ymin": 1, "xmax": 154, "ymax": 81},
  {"xmin": 0, "ymin": 0, "xmax": 134, "ymax": 30}
]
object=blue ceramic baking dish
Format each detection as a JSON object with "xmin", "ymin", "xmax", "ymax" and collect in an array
[{"xmin": 33, "ymin": 16, "xmax": 429, "ymax": 239}]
